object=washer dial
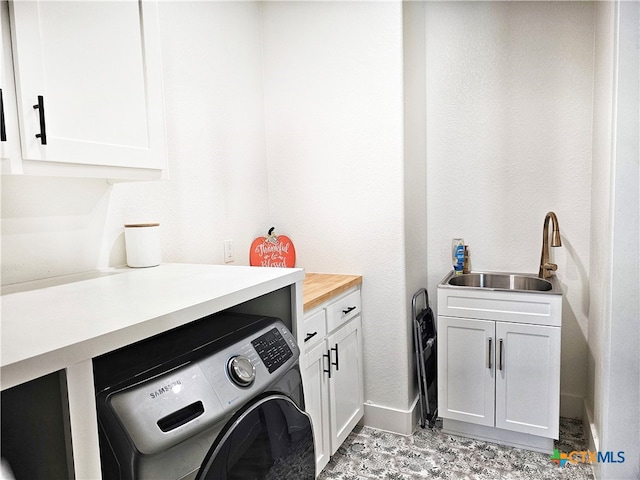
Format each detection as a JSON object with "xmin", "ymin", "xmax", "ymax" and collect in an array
[{"xmin": 227, "ymin": 355, "xmax": 255, "ymax": 387}]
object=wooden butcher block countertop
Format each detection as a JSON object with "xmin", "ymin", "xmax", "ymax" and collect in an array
[{"xmin": 303, "ymin": 273, "xmax": 362, "ymax": 312}]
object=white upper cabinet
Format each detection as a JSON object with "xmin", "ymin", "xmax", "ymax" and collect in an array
[
  {"xmin": 6, "ymin": 0, "xmax": 167, "ymax": 180},
  {"xmin": 1, "ymin": 1, "xmax": 21, "ymax": 169}
]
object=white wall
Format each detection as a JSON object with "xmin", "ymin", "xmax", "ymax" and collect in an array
[
  {"xmin": 587, "ymin": 0, "xmax": 616, "ymax": 459},
  {"xmin": 402, "ymin": 0, "xmax": 429, "ymax": 422},
  {"xmin": 588, "ymin": 1, "xmax": 640, "ymax": 478},
  {"xmin": 425, "ymin": 1, "xmax": 595, "ymax": 418},
  {"xmin": 260, "ymin": 0, "xmax": 598, "ymax": 428},
  {"xmin": 261, "ymin": 1, "xmax": 414, "ymax": 422},
  {"xmin": 605, "ymin": 2, "xmax": 640, "ymax": 476},
  {"xmin": 1, "ymin": 1, "xmax": 270, "ymax": 285}
]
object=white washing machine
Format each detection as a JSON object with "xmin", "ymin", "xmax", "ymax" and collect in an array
[{"xmin": 94, "ymin": 312, "xmax": 314, "ymax": 480}]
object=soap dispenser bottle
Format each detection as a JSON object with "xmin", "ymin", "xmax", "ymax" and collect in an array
[
  {"xmin": 452, "ymin": 238, "xmax": 465, "ymax": 275},
  {"xmin": 463, "ymin": 245, "xmax": 470, "ymax": 274}
]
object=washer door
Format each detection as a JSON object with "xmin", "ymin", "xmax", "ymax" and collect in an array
[{"xmin": 195, "ymin": 393, "xmax": 315, "ymax": 480}]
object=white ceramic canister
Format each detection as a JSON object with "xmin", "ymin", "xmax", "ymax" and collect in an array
[{"xmin": 124, "ymin": 223, "xmax": 161, "ymax": 268}]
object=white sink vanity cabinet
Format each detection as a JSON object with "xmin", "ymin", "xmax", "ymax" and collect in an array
[
  {"xmin": 0, "ymin": 264, "xmax": 304, "ymax": 480},
  {"xmin": 300, "ymin": 273, "xmax": 364, "ymax": 476},
  {"xmin": 437, "ymin": 272, "xmax": 562, "ymax": 454},
  {"xmin": 1, "ymin": 0, "xmax": 166, "ymax": 180}
]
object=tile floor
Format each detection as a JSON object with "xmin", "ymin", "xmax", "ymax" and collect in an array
[{"xmin": 318, "ymin": 418, "xmax": 593, "ymax": 479}]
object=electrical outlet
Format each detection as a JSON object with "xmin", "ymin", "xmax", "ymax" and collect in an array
[{"xmin": 224, "ymin": 239, "xmax": 234, "ymax": 263}]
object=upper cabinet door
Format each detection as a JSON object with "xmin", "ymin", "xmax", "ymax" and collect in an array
[
  {"xmin": 9, "ymin": 0, "xmax": 166, "ymax": 178},
  {"xmin": 1, "ymin": 1, "xmax": 21, "ymax": 170}
]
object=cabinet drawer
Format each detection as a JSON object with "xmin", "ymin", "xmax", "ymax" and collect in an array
[
  {"xmin": 326, "ymin": 289, "xmax": 361, "ymax": 333},
  {"xmin": 302, "ymin": 310, "xmax": 326, "ymax": 350},
  {"xmin": 437, "ymin": 287, "xmax": 562, "ymax": 327}
]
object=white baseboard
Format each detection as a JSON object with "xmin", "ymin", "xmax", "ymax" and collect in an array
[
  {"xmin": 560, "ymin": 392, "xmax": 584, "ymax": 419},
  {"xmin": 362, "ymin": 393, "xmax": 586, "ymax": 441},
  {"xmin": 582, "ymin": 398, "xmax": 600, "ymax": 480},
  {"xmin": 583, "ymin": 400, "xmax": 599, "ymax": 452},
  {"xmin": 362, "ymin": 396, "xmax": 420, "ymax": 436}
]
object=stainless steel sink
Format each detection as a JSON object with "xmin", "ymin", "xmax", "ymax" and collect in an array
[{"xmin": 440, "ymin": 271, "xmax": 560, "ymax": 294}]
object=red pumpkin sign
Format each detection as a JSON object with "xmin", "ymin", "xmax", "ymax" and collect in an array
[{"xmin": 250, "ymin": 228, "xmax": 296, "ymax": 268}]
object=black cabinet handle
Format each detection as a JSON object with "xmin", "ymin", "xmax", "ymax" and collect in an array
[
  {"xmin": 33, "ymin": 95, "xmax": 47, "ymax": 145},
  {"xmin": 331, "ymin": 344, "xmax": 339, "ymax": 371},
  {"xmin": 323, "ymin": 351, "xmax": 331, "ymax": 378},
  {"xmin": 0, "ymin": 88, "xmax": 6, "ymax": 142},
  {"xmin": 304, "ymin": 331, "xmax": 318, "ymax": 343},
  {"xmin": 499, "ymin": 338, "xmax": 504, "ymax": 371},
  {"xmin": 342, "ymin": 306, "xmax": 356, "ymax": 315}
]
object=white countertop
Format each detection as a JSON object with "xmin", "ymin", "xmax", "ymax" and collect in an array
[{"xmin": 1, "ymin": 263, "xmax": 304, "ymax": 390}]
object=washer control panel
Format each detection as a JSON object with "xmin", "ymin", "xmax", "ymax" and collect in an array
[{"xmin": 251, "ymin": 327, "xmax": 293, "ymax": 373}]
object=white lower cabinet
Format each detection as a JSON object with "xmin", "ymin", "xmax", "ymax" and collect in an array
[
  {"xmin": 301, "ymin": 287, "xmax": 364, "ymax": 477},
  {"xmin": 437, "ymin": 286, "xmax": 562, "ymax": 453},
  {"xmin": 439, "ymin": 316, "xmax": 560, "ymax": 436}
]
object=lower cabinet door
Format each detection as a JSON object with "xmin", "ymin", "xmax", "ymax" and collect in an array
[
  {"xmin": 302, "ymin": 340, "xmax": 331, "ymax": 475},
  {"xmin": 495, "ymin": 321, "xmax": 561, "ymax": 438},
  {"xmin": 327, "ymin": 316, "xmax": 364, "ymax": 454},
  {"xmin": 437, "ymin": 316, "xmax": 495, "ymax": 427}
]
